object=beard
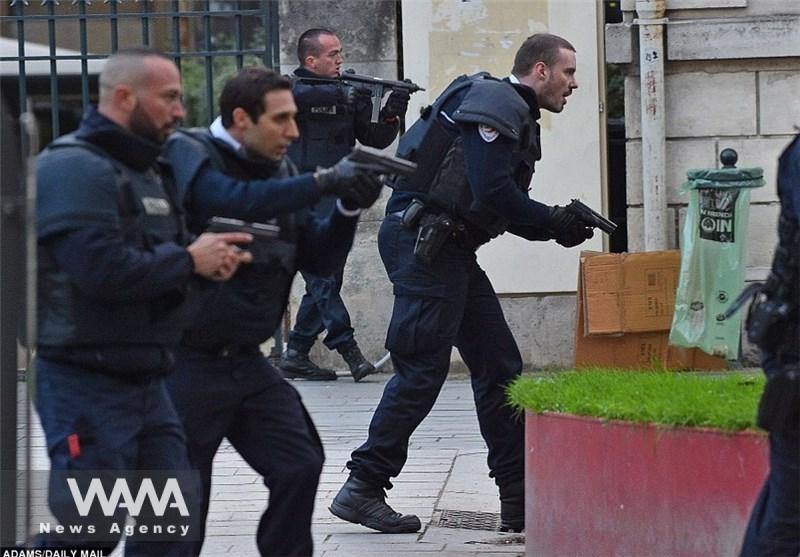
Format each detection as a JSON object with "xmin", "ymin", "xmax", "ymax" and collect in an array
[{"xmin": 129, "ymin": 104, "xmax": 173, "ymax": 144}]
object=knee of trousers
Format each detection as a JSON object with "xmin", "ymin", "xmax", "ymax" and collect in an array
[{"xmin": 272, "ymin": 452, "xmax": 324, "ymax": 487}]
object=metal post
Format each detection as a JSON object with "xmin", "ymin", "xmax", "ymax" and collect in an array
[{"xmin": 636, "ymin": 0, "xmax": 668, "ymax": 250}]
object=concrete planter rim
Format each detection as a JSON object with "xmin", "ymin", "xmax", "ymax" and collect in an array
[{"xmin": 527, "ymin": 410, "xmax": 767, "ymax": 438}]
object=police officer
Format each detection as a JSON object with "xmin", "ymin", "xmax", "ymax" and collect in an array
[
  {"xmin": 329, "ymin": 34, "xmax": 593, "ymax": 534},
  {"xmin": 162, "ymin": 66, "xmax": 383, "ymax": 557},
  {"xmin": 34, "ymin": 49, "xmax": 251, "ymax": 554},
  {"xmin": 278, "ymin": 28, "xmax": 410, "ymax": 382},
  {"xmin": 739, "ymin": 133, "xmax": 800, "ymax": 557}
]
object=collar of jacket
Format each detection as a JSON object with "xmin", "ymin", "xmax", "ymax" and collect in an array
[
  {"xmin": 75, "ymin": 106, "xmax": 163, "ymax": 171},
  {"xmin": 502, "ymin": 78, "xmax": 541, "ymax": 122}
]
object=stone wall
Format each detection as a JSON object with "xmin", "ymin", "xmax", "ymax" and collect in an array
[{"xmin": 607, "ymin": 0, "xmax": 800, "ymax": 362}]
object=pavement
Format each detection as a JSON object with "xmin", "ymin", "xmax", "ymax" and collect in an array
[{"xmin": 17, "ymin": 371, "xmax": 526, "ymax": 557}]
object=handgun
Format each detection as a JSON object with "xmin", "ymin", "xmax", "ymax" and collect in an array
[
  {"xmin": 565, "ymin": 199, "xmax": 618, "ymax": 235},
  {"xmin": 207, "ymin": 217, "xmax": 286, "ymax": 265},
  {"xmin": 348, "ymin": 144, "xmax": 418, "ymax": 178}
]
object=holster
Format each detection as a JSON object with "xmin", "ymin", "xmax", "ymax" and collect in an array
[
  {"xmin": 758, "ymin": 365, "xmax": 800, "ymax": 433},
  {"xmin": 413, "ymin": 213, "xmax": 454, "ymax": 264}
]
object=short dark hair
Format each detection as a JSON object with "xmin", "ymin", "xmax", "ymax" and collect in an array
[
  {"xmin": 512, "ymin": 33, "xmax": 576, "ymax": 77},
  {"xmin": 219, "ymin": 66, "xmax": 292, "ymax": 127},
  {"xmin": 297, "ymin": 28, "xmax": 336, "ymax": 65}
]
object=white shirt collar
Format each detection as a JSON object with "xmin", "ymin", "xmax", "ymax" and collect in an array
[
  {"xmin": 508, "ymin": 74, "xmax": 521, "ymax": 84},
  {"xmin": 209, "ymin": 116, "xmax": 242, "ymax": 152}
]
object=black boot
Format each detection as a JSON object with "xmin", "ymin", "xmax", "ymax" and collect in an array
[
  {"xmin": 499, "ymin": 479, "xmax": 525, "ymax": 532},
  {"xmin": 330, "ymin": 476, "xmax": 421, "ymax": 533},
  {"xmin": 278, "ymin": 348, "xmax": 337, "ymax": 381},
  {"xmin": 341, "ymin": 345, "xmax": 376, "ymax": 382}
]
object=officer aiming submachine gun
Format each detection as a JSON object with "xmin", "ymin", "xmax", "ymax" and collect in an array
[{"xmin": 294, "ymin": 69, "xmax": 425, "ymax": 123}]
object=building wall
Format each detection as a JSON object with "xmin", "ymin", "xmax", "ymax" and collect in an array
[{"xmin": 606, "ymin": 0, "xmax": 800, "ymax": 361}]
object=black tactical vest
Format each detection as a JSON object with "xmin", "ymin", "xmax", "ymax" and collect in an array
[
  {"xmin": 37, "ymin": 136, "xmax": 190, "ymax": 348},
  {"xmin": 394, "ymin": 74, "xmax": 541, "ymax": 241},
  {"xmin": 289, "ymin": 81, "xmax": 354, "ymax": 172},
  {"xmin": 180, "ymin": 133, "xmax": 300, "ymax": 345}
]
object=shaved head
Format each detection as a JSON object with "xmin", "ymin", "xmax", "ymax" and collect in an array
[
  {"xmin": 99, "ymin": 48, "xmax": 174, "ymax": 106},
  {"xmin": 97, "ymin": 48, "xmax": 185, "ymax": 143}
]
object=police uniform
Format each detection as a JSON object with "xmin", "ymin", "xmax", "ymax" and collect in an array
[
  {"xmin": 34, "ymin": 107, "xmax": 198, "ymax": 555},
  {"xmin": 163, "ymin": 121, "xmax": 361, "ymax": 557},
  {"xmin": 285, "ymin": 67, "xmax": 399, "ymax": 370},
  {"xmin": 333, "ymin": 74, "xmax": 582, "ymax": 533},
  {"xmin": 739, "ymin": 134, "xmax": 800, "ymax": 557}
]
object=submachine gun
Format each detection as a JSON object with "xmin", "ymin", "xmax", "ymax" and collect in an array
[{"xmin": 294, "ymin": 69, "xmax": 425, "ymax": 123}]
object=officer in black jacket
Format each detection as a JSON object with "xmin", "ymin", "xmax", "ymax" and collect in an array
[
  {"xmin": 34, "ymin": 49, "xmax": 251, "ymax": 554},
  {"xmin": 330, "ymin": 34, "xmax": 593, "ymax": 534},
  {"xmin": 163, "ymin": 66, "xmax": 383, "ymax": 557},
  {"xmin": 279, "ymin": 28, "xmax": 409, "ymax": 382},
  {"xmin": 739, "ymin": 133, "xmax": 800, "ymax": 557}
]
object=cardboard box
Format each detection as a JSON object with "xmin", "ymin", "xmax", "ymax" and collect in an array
[
  {"xmin": 575, "ymin": 251, "xmax": 726, "ymax": 370},
  {"xmin": 582, "ymin": 250, "xmax": 681, "ymax": 335}
]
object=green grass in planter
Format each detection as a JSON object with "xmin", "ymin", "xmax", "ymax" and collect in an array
[{"xmin": 507, "ymin": 369, "xmax": 765, "ymax": 432}]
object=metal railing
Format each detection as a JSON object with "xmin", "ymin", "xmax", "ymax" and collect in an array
[{"xmin": 2, "ymin": 0, "xmax": 280, "ymax": 136}]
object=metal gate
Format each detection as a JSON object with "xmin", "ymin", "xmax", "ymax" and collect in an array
[{"xmin": 0, "ymin": 0, "xmax": 280, "ymax": 545}]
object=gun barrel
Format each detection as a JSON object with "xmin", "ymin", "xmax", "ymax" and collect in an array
[
  {"xmin": 568, "ymin": 199, "xmax": 618, "ymax": 235},
  {"xmin": 341, "ymin": 70, "xmax": 425, "ymax": 93},
  {"xmin": 350, "ymin": 145, "xmax": 418, "ymax": 178}
]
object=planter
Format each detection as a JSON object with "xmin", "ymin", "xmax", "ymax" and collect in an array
[{"xmin": 525, "ymin": 412, "xmax": 769, "ymax": 557}]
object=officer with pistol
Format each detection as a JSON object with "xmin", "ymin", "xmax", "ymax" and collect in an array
[
  {"xmin": 330, "ymin": 33, "xmax": 598, "ymax": 534},
  {"xmin": 34, "ymin": 49, "xmax": 251, "ymax": 554},
  {"xmin": 163, "ymin": 66, "xmax": 384, "ymax": 556}
]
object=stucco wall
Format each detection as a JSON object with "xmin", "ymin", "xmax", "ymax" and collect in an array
[{"xmin": 607, "ymin": 0, "xmax": 800, "ymax": 362}]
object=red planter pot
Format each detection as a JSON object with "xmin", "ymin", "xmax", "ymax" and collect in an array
[{"xmin": 525, "ymin": 412, "xmax": 769, "ymax": 557}]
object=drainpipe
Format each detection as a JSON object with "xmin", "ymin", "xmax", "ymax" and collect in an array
[{"xmin": 636, "ymin": 0, "xmax": 668, "ymax": 250}]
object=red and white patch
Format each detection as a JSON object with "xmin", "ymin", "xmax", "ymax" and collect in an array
[{"xmin": 478, "ymin": 124, "xmax": 499, "ymax": 143}]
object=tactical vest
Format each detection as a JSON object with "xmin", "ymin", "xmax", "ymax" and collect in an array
[
  {"xmin": 37, "ymin": 135, "xmax": 190, "ymax": 348},
  {"xmin": 288, "ymin": 80, "xmax": 354, "ymax": 172},
  {"xmin": 394, "ymin": 74, "xmax": 541, "ymax": 240},
  {"xmin": 175, "ymin": 130, "xmax": 300, "ymax": 345}
]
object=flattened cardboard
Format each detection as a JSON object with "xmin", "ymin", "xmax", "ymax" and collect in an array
[{"xmin": 583, "ymin": 250, "xmax": 681, "ymax": 335}]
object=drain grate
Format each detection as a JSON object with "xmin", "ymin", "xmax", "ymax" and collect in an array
[{"xmin": 430, "ymin": 509, "xmax": 502, "ymax": 531}]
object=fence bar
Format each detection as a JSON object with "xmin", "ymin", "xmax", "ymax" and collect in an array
[
  {"xmin": 110, "ymin": 0, "xmax": 120, "ymax": 52},
  {"xmin": 78, "ymin": 0, "xmax": 90, "ymax": 112},
  {"xmin": 46, "ymin": 0, "xmax": 60, "ymax": 138},
  {"xmin": 203, "ymin": 0, "xmax": 213, "ymax": 125}
]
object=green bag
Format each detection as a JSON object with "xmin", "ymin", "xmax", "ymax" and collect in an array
[{"xmin": 669, "ymin": 166, "xmax": 764, "ymax": 359}]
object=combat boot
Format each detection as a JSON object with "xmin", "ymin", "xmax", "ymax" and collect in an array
[
  {"xmin": 341, "ymin": 345, "xmax": 376, "ymax": 382},
  {"xmin": 330, "ymin": 476, "xmax": 421, "ymax": 533},
  {"xmin": 499, "ymin": 479, "xmax": 525, "ymax": 532},
  {"xmin": 278, "ymin": 348, "xmax": 337, "ymax": 381}
]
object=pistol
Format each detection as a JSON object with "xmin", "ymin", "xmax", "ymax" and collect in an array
[
  {"xmin": 349, "ymin": 144, "xmax": 418, "ymax": 178},
  {"xmin": 565, "ymin": 199, "xmax": 618, "ymax": 235}
]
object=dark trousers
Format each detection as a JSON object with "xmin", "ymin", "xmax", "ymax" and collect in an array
[
  {"xmin": 34, "ymin": 357, "xmax": 199, "ymax": 557},
  {"xmin": 740, "ymin": 349, "xmax": 800, "ymax": 557},
  {"xmin": 167, "ymin": 347, "xmax": 324, "ymax": 557},
  {"xmin": 288, "ymin": 195, "xmax": 355, "ymax": 355},
  {"xmin": 288, "ymin": 266, "xmax": 355, "ymax": 354},
  {"xmin": 346, "ymin": 215, "xmax": 524, "ymax": 489}
]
